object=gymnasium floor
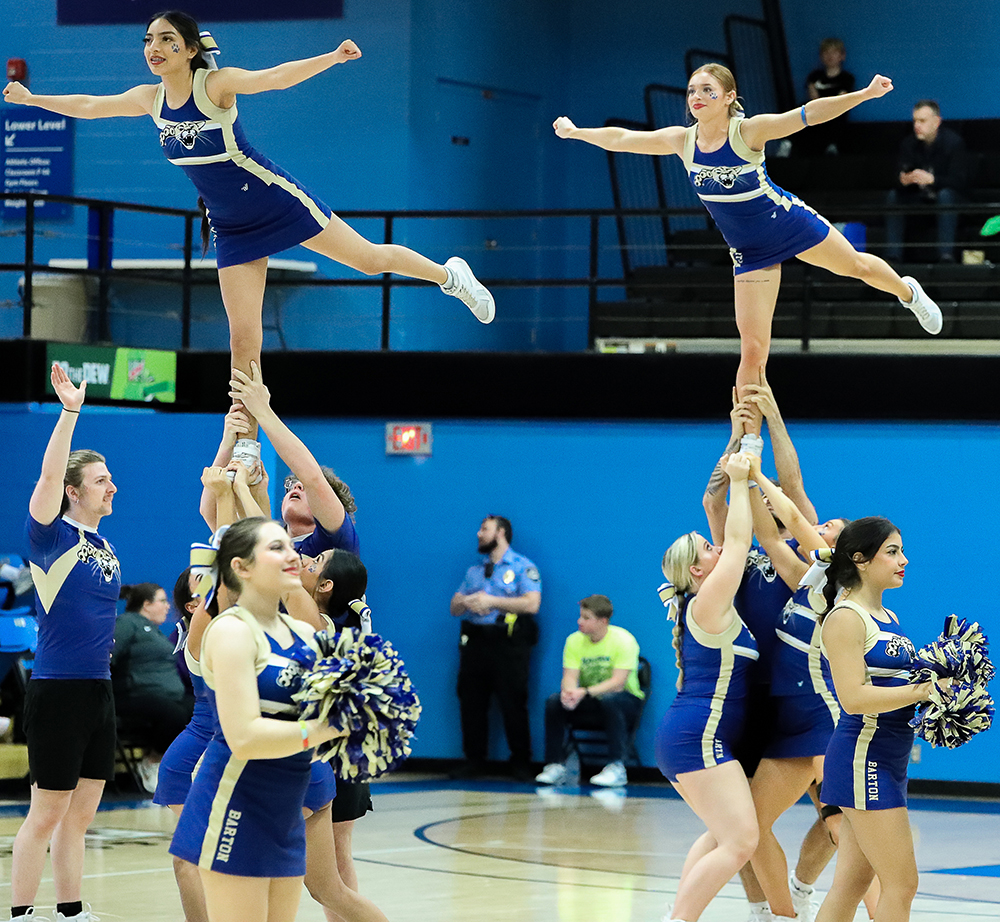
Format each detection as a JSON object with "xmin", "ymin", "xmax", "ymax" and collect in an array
[{"xmin": 0, "ymin": 777, "xmax": 995, "ymax": 921}]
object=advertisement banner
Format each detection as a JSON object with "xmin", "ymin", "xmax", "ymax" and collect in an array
[{"xmin": 45, "ymin": 344, "xmax": 177, "ymax": 403}]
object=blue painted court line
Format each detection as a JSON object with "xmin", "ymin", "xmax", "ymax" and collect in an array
[{"xmin": 930, "ymin": 865, "xmax": 1000, "ymax": 877}]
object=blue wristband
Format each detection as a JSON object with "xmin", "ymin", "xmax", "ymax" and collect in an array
[{"xmin": 800, "ymin": 105, "xmax": 808, "ymax": 126}]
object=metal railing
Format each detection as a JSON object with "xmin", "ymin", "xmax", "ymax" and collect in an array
[{"xmin": 2, "ymin": 192, "xmax": 999, "ymax": 352}]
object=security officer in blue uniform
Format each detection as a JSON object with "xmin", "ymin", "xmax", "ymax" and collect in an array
[{"xmin": 450, "ymin": 515, "xmax": 541, "ymax": 781}]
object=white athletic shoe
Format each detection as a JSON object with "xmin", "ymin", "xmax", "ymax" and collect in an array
[
  {"xmin": 12, "ymin": 910, "xmax": 52, "ymax": 922},
  {"xmin": 534, "ymin": 762, "xmax": 568, "ymax": 785},
  {"xmin": 589, "ymin": 760, "xmax": 627, "ymax": 788},
  {"xmin": 746, "ymin": 903, "xmax": 772, "ymax": 922},
  {"xmin": 136, "ymin": 755, "xmax": 159, "ymax": 795},
  {"xmin": 740, "ymin": 433, "xmax": 764, "ymax": 458},
  {"xmin": 900, "ymin": 276, "xmax": 942, "ymax": 334},
  {"xmin": 54, "ymin": 907, "xmax": 99, "ymax": 922},
  {"xmin": 442, "ymin": 257, "xmax": 495, "ymax": 323},
  {"xmin": 790, "ymin": 875, "xmax": 818, "ymax": 922}
]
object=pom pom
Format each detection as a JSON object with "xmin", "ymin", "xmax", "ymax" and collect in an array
[
  {"xmin": 908, "ymin": 615, "xmax": 994, "ymax": 748},
  {"xmin": 909, "ymin": 680, "xmax": 994, "ymax": 749},
  {"xmin": 294, "ymin": 629, "xmax": 421, "ymax": 781}
]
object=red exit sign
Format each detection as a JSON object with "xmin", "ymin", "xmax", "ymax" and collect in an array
[{"xmin": 385, "ymin": 421, "xmax": 433, "ymax": 455}]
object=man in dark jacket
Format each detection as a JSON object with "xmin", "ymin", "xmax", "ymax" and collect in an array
[{"xmin": 885, "ymin": 100, "xmax": 968, "ymax": 262}]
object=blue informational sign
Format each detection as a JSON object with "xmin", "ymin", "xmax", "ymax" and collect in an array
[
  {"xmin": 2, "ymin": 105, "xmax": 74, "ymax": 221},
  {"xmin": 58, "ymin": 0, "xmax": 342, "ymax": 24}
]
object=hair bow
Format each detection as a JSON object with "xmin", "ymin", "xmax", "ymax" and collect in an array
[
  {"xmin": 199, "ymin": 30, "xmax": 220, "ymax": 71},
  {"xmin": 657, "ymin": 580, "xmax": 680, "ymax": 622},
  {"xmin": 348, "ymin": 596, "xmax": 372, "ymax": 634},
  {"xmin": 189, "ymin": 524, "xmax": 230, "ymax": 607},
  {"xmin": 799, "ymin": 546, "xmax": 833, "ymax": 590}
]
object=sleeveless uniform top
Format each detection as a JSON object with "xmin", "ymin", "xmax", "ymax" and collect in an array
[
  {"xmin": 821, "ymin": 599, "xmax": 916, "ymax": 728},
  {"xmin": 681, "ymin": 118, "xmax": 830, "ymax": 273},
  {"xmin": 26, "ymin": 514, "xmax": 121, "ymax": 679},
  {"xmin": 201, "ymin": 605, "xmax": 317, "ymax": 722},
  {"xmin": 772, "ymin": 584, "xmax": 836, "ymax": 697},
  {"xmin": 675, "ymin": 596, "xmax": 759, "ymax": 703},
  {"xmin": 152, "ymin": 68, "xmax": 331, "ymax": 268},
  {"xmin": 734, "ymin": 544, "xmax": 792, "ymax": 683},
  {"xmin": 184, "ymin": 643, "xmax": 218, "ymax": 740},
  {"xmin": 820, "ymin": 599, "xmax": 917, "ymax": 809}
]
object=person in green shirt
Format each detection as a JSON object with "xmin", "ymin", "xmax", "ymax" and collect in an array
[{"xmin": 535, "ymin": 595, "xmax": 644, "ymax": 788}]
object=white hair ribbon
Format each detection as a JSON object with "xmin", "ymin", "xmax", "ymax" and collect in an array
[
  {"xmin": 348, "ymin": 596, "xmax": 372, "ymax": 635},
  {"xmin": 199, "ymin": 31, "xmax": 220, "ymax": 71},
  {"xmin": 657, "ymin": 579, "xmax": 680, "ymax": 622},
  {"xmin": 189, "ymin": 524, "xmax": 230, "ymax": 607}
]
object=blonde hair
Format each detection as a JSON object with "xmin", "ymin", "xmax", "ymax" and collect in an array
[
  {"xmin": 690, "ymin": 64, "xmax": 745, "ymax": 118},
  {"xmin": 661, "ymin": 532, "xmax": 700, "ymax": 689},
  {"xmin": 60, "ymin": 449, "xmax": 106, "ymax": 515}
]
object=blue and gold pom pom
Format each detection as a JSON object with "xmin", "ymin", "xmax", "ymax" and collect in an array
[
  {"xmin": 294, "ymin": 629, "xmax": 421, "ymax": 780},
  {"xmin": 909, "ymin": 615, "xmax": 994, "ymax": 748}
]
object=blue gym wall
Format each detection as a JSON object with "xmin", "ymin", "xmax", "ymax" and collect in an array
[
  {"xmin": 2, "ymin": 1, "xmax": 993, "ymax": 351},
  {"xmin": 1, "ymin": 402, "xmax": 997, "ymax": 785}
]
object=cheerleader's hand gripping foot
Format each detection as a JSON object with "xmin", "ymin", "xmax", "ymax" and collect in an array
[
  {"xmin": 227, "ymin": 438, "xmax": 263, "ymax": 485},
  {"xmin": 442, "ymin": 256, "xmax": 496, "ymax": 323},
  {"xmin": 899, "ymin": 276, "xmax": 942, "ymax": 334},
  {"xmin": 740, "ymin": 433, "xmax": 764, "ymax": 458}
]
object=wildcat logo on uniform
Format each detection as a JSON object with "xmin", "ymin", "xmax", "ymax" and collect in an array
[
  {"xmin": 744, "ymin": 548, "xmax": 776, "ymax": 582},
  {"xmin": 76, "ymin": 542, "xmax": 120, "ymax": 583},
  {"xmin": 693, "ymin": 164, "xmax": 744, "ymax": 189},
  {"xmin": 276, "ymin": 660, "xmax": 305, "ymax": 688},
  {"xmin": 159, "ymin": 120, "xmax": 208, "ymax": 150},
  {"xmin": 884, "ymin": 635, "xmax": 916, "ymax": 660}
]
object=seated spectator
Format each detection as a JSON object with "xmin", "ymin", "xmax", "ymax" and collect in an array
[
  {"xmin": 535, "ymin": 595, "xmax": 644, "ymax": 789},
  {"xmin": 886, "ymin": 100, "xmax": 968, "ymax": 262},
  {"xmin": 112, "ymin": 583, "xmax": 194, "ymax": 793},
  {"xmin": 803, "ymin": 38, "xmax": 855, "ymax": 155}
]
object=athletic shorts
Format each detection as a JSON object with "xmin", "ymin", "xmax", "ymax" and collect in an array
[
  {"xmin": 24, "ymin": 679, "xmax": 116, "ymax": 789},
  {"xmin": 332, "ymin": 780, "xmax": 373, "ymax": 823}
]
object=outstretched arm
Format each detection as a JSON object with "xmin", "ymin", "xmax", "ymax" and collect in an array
[
  {"xmin": 230, "ymin": 363, "xmax": 346, "ymax": 534},
  {"xmin": 29, "ymin": 364, "xmax": 85, "ymax": 526},
  {"xmin": 690, "ymin": 452, "xmax": 754, "ymax": 634},
  {"xmin": 703, "ymin": 390, "xmax": 754, "ymax": 545},
  {"xmin": 743, "ymin": 370, "xmax": 818, "ymax": 525},
  {"xmin": 553, "ymin": 117, "xmax": 686, "ymax": 156},
  {"xmin": 207, "ymin": 40, "xmax": 361, "ymax": 106},
  {"xmin": 3, "ymin": 81, "xmax": 155, "ymax": 119},
  {"xmin": 741, "ymin": 74, "xmax": 893, "ymax": 149}
]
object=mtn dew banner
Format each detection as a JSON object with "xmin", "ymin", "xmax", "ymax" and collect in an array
[{"xmin": 45, "ymin": 344, "xmax": 176, "ymax": 403}]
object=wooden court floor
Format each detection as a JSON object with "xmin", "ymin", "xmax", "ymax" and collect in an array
[{"xmin": 0, "ymin": 777, "xmax": 995, "ymax": 921}]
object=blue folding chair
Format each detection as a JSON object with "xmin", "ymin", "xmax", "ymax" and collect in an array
[{"xmin": 0, "ymin": 606, "xmax": 38, "ymax": 685}]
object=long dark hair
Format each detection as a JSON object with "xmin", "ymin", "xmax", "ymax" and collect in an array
[
  {"xmin": 821, "ymin": 516, "xmax": 899, "ymax": 616},
  {"xmin": 317, "ymin": 550, "xmax": 368, "ymax": 617}
]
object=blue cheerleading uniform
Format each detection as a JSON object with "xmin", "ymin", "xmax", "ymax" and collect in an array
[
  {"xmin": 734, "ymin": 544, "xmax": 794, "ymax": 683},
  {"xmin": 153, "ymin": 645, "xmax": 217, "ymax": 807},
  {"xmin": 681, "ymin": 118, "xmax": 831, "ymax": 274},
  {"xmin": 169, "ymin": 607, "xmax": 322, "ymax": 876},
  {"xmin": 655, "ymin": 596, "xmax": 758, "ymax": 782},
  {"xmin": 153, "ymin": 68, "xmax": 332, "ymax": 268},
  {"xmin": 763, "ymin": 585, "xmax": 840, "ymax": 759},
  {"xmin": 820, "ymin": 600, "xmax": 917, "ymax": 810}
]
